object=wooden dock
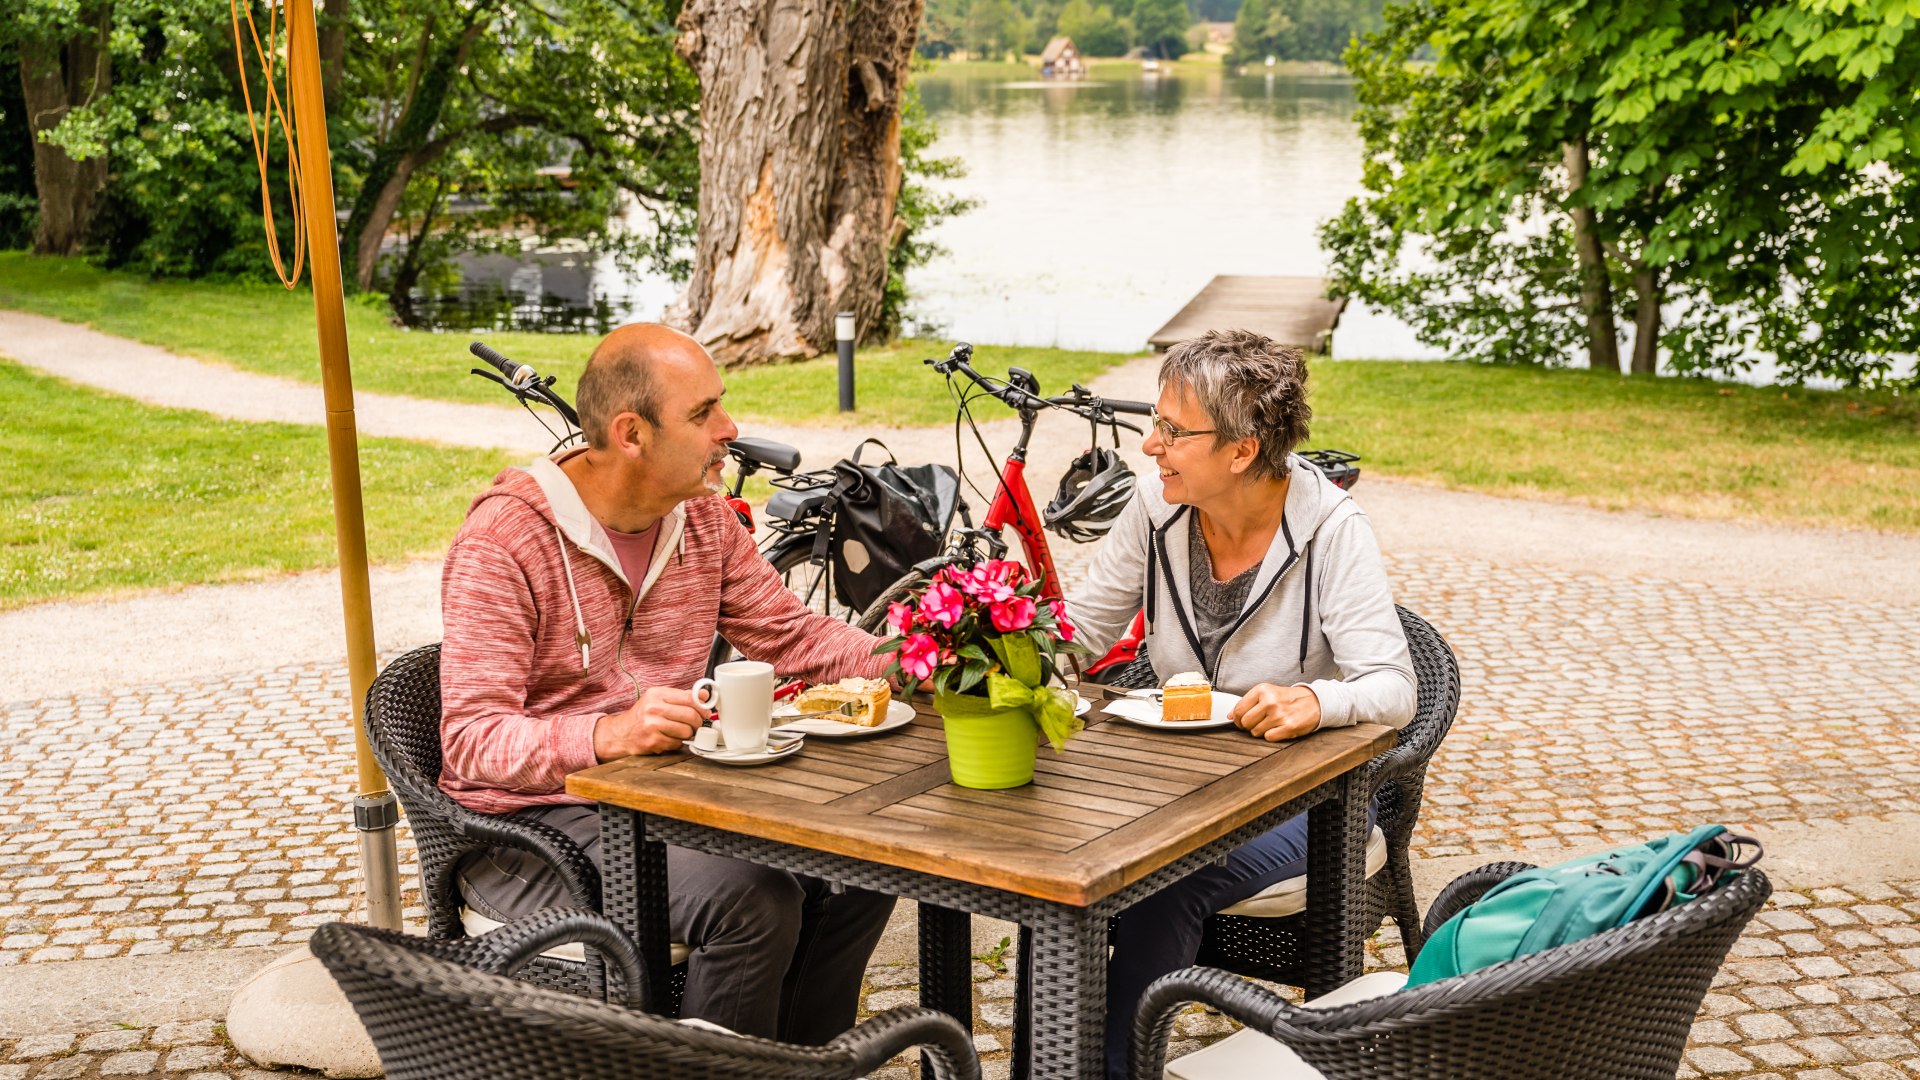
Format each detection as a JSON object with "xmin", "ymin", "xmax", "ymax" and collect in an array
[{"xmin": 1147, "ymin": 275, "xmax": 1348, "ymax": 354}]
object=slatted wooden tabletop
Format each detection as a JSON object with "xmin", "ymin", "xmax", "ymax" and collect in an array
[{"xmin": 568, "ymin": 689, "xmax": 1393, "ymax": 906}]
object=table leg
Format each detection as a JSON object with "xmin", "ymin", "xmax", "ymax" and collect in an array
[
  {"xmin": 1026, "ymin": 906, "xmax": 1107, "ymax": 1080},
  {"xmin": 918, "ymin": 902, "xmax": 975, "ymax": 1074},
  {"xmin": 1013, "ymin": 926, "xmax": 1033, "ymax": 1080},
  {"xmin": 600, "ymin": 806, "xmax": 675, "ymax": 1013},
  {"xmin": 1305, "ymin": 771, "xmax": 1369, "ymax": 997}
]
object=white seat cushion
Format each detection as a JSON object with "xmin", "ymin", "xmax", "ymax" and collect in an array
[
  {"xmin": 1214, "ymin": 827, "xmax": 1389, "ymax": 918},
  {"xmin": 1163, "ymin": 971, "xmax": 1408, "ymax": 1080},
  {"xmin": 461, "ymin": 906, "xmax": 693, "ymax": 966}
]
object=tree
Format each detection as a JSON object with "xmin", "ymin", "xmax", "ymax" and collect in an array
[
  {"xmin": 1324, "ymin": 0, "xmax": 1920, "ymax": 386},
  {"xmin": 668, "ymin": 0, "xmax": 927, "ymax": 362},
  {"xmin": 334, "ymin": 0, "xmax": 699, "ymax": 295},
  {"xmin": 1227, "ymin": 0, "xmax": 1382, "ymax": 65},
  {"xmin": 1058, "ymin": 0, "xmax": 1130, "ymax": 56},
  {"xmin": 1128, "ymin": 0, "xmax": 1191, "ymax": 58},
  {"xmin": 6, "ymin": 2, "xmax": 112, "ymax": 255}
]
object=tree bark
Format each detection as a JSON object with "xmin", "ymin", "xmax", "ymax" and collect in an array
[
  {"xmin": 1562, "ymin": 135, "xmax": 1619, "ymax": 374},
  {"xmin": 1630, "ymin": 263, "xmax": 1660, "ymax": 375},
  {"xmin": 668, "ymin": 0, "xmax": 926, "ymax": 363},
  {"xmin": 17, "ymin": 5, "xmax": 112, "ymax": 256}
]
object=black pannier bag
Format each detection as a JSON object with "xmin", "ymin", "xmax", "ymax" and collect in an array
[{"xmin": 814, "ymin": 439, "xmax": 961, "ymax": 613}]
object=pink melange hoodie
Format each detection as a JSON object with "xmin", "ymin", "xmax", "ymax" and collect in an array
[{"xmin": 438, "ymin": 450, "xmax": 887, "ymax": 815}]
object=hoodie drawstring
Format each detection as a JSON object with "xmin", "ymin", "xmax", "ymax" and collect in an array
[
  {"xmin": 1298, "ymin": 539, "xmax": 1315, "ymax": 673},
  {"xmin": 554, "ymin": 525, "xmax": 591, "ymax": 671}
]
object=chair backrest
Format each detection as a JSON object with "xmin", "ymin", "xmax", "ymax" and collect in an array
[
  {"xmin": 1390, "ymin": 606, "xmax": 1461, "ymax": 780},
  {"xmin": 1289, "ymin": 867, "xmax": 1773, "ymax": 1080},
  {"xmin": 313, "ymin": 921, "xmax": 897, "ymax": 1080},
  {"xmin": 363, "ymin": 643, "xmax": 447, "ymax": 798}
]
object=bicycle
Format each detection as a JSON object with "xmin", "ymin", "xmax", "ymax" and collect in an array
[{"xmin": 847, "ymin": 342, "xmax": 1363, "ymax": 679}]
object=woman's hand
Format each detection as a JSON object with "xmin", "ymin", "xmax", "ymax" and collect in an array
[{"xmin": 1229, "ymin": 683, "xmax": 1321, "ymax": 741}]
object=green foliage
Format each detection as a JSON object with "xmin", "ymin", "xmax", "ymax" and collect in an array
[
  {"xmin": 1325, "ymin": 0, "xmax": 1920, "ymax": 387},
  {"xmin": 0, "ymin": 40, "xmax": 38, "ymax": 249},
  {"xmin": 5, "ymin": 0, "xmax": 697, "ymax": 305},
  {"xmin": 332, "ymin": 0, "xmax": 698, "ymax": 305},
  {"xmin": 879, "ymin": 69, "xmax": 981, "ymax": 340},
  {"xmin": 1226, "ymin": 0, "xmax": 1382, "ymax": 64},
  {"xmin": 1128, "ymin": 0, "xmax": 1194, "ymax": 57},
  {"xmin": 1058, "ymin": 0, "xmax": 1133, "ymax": 55},
  {"xmin": 0, "ymin": 358, "xmax": 514, "ymax": 607}
]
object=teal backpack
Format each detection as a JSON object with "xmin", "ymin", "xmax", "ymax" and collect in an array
[{"xmin": 1406, "ymin": 825, "xmax": 1762, "ymax": 987}]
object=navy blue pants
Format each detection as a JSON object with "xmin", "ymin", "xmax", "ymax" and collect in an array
[{"xmin": 1103, "ymin": 802, "xmax": 1376, "ymax": 1080}]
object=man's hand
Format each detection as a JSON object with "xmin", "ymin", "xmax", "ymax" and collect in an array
[
  {"xmin": 593, "ymin": 686, "xmax": 708, "ymax": 761},
  {"xmin": 1229, "ymin": 683, "xmax": 1321, "ymax": 742}
]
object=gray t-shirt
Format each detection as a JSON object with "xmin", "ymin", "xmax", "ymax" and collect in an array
[{"xmin": 1188, "ymin": 511, "xmax": 1262, "ymax": 668}]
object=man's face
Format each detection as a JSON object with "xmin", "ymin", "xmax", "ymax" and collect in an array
[{"xmin": 638, "ymin": 352, "xmax": 738, "ymax": 504}]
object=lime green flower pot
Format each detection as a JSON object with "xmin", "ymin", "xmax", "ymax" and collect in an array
[{"xmin": 934, "ymin": 691, "xmax": 1040, "ymax": 790}]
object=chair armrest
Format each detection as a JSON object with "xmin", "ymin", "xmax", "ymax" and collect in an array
[
  {"xmin": 1421, "ymin": 861, "xmax": 1536, "ymax": 940},
  {"xmin": 472, "ymin": 908, "xmax": 652, "ymax": 1012},
  {"xmin": 455, "ymin": 810, "xmax": 602, "ymax": 912},
  {"xmin": 1129, "ymin": 966, "xmax": 1337, "ymax": 1080},
  {"xmin": 831, "ymin": 1007, "xmax": 981, "ymax": 1080}
]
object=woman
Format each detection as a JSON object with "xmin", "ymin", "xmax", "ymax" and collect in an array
[{"xmin": 1070, "ymin": 328, "xmax": 1416, "ymax": 1080}]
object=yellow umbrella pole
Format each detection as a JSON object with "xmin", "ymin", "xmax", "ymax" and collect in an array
[{"xmin": 285, "ymin": 0, "xmax": 403, "ymax": 931}]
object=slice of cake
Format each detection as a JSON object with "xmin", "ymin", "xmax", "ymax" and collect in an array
[
  {"xmin": 791, "ymin": 677, "xmax": 892, "ymax": 727},
  {"xmin": 1160, "ymin": 671, "xmax": 1213, "ymax": 722}
]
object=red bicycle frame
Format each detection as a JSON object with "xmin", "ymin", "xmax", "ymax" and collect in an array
[{"xmin": 981, "ymin": 457, "xmax": 1063, "ymax": 600}]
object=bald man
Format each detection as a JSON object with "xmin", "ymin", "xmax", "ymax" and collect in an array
[{"xmin": 436, "ymin": 324, "xmax": 895, "ymax": 1041}]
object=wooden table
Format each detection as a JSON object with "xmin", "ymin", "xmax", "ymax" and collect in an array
[{"xmin": 568, "ymin": 689, "xmax": 1393, "ymax": 1080}]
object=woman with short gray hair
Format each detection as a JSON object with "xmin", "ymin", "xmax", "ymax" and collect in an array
[{"xmin": 1068, "ymin": 328, "xmax": 1416, "ymax": 1080}]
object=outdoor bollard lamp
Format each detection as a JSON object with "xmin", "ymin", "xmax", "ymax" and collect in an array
[{"xmin": 837, "ymin": 311, "xmax": 857, "ymax": 412}]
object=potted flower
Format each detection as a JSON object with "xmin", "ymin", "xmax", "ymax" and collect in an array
[{"xmin": 874, "ymin": 559, "xmax": 1086, "ymax": 789}]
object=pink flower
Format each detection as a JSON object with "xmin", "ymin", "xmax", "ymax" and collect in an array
[
  {"xmin": 918, "ymin": 581, "xmax": 965, "ymax": 628},
  {"xmin": 959, "ymin": 565, "xmax": 1015, "ymax": 604},
  {"xmin": 899, "ymin": 633, "xmax": 940, "ymax": 681},
  {"xmin": 983, "ymin": 559, "xmax": 1026, "ymax": 586},
  {"xmin": 1049, "ymin": 598, "xmax": 1076, "ymax": 643},
  {"xmin": 989, "ymin": 595, "xmax": 1037, "ymax": 632},
  {"xmin": 887, "ymin": 601, "xmax": 914, "ymax": 635}
]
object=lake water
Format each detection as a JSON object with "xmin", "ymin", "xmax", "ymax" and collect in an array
[{"xmin": 428, "ymin": 65, "xmax": 1435, "ymax": 358}]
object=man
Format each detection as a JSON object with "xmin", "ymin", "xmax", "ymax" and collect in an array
[{"xmin": 438, "ymin": 323, "xmax": 895, "ymax": 1042}]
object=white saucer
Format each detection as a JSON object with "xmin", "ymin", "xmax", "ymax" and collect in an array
[
  {"xmin": 1102, "ymin": 689, "xmax": 1242, "ymax": 731},
  {"xmin": 687, "ymin": 731, "xmax": 805, "ymax": 765},
  {"xmin": 772, "ymin": 699, "xmax": 915, "ymax": 738}
]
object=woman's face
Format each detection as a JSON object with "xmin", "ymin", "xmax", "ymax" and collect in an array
[{"xmin": 1144, "ymin": 381, "xmax": 1239, "ymax": 507}]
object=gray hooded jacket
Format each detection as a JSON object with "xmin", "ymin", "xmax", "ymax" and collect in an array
[{"xmin": 1072, "ymin": 456, "xmax": 1416, "ymax": 730}]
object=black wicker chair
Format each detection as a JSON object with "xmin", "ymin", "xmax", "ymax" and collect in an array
[
  {"xmin": 314, "ymin": 909, "xmax": 981, "ymax": 1080},
  {"xmin": 1103, "ymin": 607, "xmax": 1460, "ymax": 977},
  {"xmin": 364, "ymin": 642, "xmax": 683, "ymax": 1003},
  {"xmin": 1130, "ymin": 863, "xmax": 1773, "ymax": 1080}
]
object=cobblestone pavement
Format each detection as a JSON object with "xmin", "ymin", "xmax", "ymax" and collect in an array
[{"xmin": 3, "ymin": 548, "xmax": 1917, "ymax": 1077}]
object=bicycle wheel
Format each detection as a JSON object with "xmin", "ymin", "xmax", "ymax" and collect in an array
[{"xmin": 853, "ymin": 569, "xmax": 932, "ymax": 636}]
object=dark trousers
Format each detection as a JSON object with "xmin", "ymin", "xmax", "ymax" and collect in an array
[
  {"xmin": 1103, "ymin": 802, "xmax": 1377, "ymax": 1080},
  {"xmin": 458, "ymin": 804, "xmax": 897, "ymax": 1044}
]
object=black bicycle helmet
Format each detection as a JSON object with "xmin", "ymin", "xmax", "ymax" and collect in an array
[{"xmin": 1044, "ymin": 447, "xmax": 1136, "ymax": 543}]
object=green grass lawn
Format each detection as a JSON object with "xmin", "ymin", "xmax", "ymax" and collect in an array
[
  {"xmin": 1306, "ymin": 360, "xmax": 1920, "ymax": 533},
  {"xmin": 0, "ymin": 253, "xmax": 1138, "ymax": 428},
  {"xmin": 0, "ymin": 359, "xmax": 514, "ymax": 609}
]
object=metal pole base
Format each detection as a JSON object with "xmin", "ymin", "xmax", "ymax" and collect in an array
[{"xmin": 354, "ymin": 793, "xmax": 403, "ymax": 931}]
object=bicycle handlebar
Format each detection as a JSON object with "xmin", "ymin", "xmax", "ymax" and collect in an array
[
  {"xmin": 927, "ymin": 343, "xmax": 1149, "ymax": 427},
  {"xmin": 471, "ymin": 341, "xmax": 536, "ymax": 388}
]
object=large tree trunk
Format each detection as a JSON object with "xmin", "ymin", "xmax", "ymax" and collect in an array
[
  {"xmin": 668, "ymin": 0, "xmax": 926, "ymax": 364},
  {"xmin": 320, "ymin": 0, "xmax": 351, "ymax": 101},
  {"xmin": 1563, "ymin": 135, "xmax": 1620, "ymax": 374},
  {"xmin": 1630, "ymin": 263, "xmax": 1660, "ymax": 375},
  {"xmin": 17, "ymin": 5, "xmax": 112, "ymax": 256}
]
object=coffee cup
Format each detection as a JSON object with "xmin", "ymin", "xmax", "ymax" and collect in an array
[{"xmin": 692, "ymin": 660, "xmax": 776, "ymax": 754}]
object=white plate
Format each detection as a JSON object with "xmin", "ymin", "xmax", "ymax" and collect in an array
[
  {"xmin": 1073, "ymin": 690, "xmax": 1094, "ymax": 717},
  {"xmin": 771, "ymin": 699, "xmax": 916, "ymax": 739},
  {"xmin": 1102, "ymin": 689, "xmax": 1242, "ymax": 731},
  {"xmin": 686, "ymin": 731, "xmax": 805, "ymax": 765}
]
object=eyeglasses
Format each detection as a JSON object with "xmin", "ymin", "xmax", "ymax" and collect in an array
[{"xmin": 1150, "ymin": 409, "xmax": 1217, "ymax": 444}]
